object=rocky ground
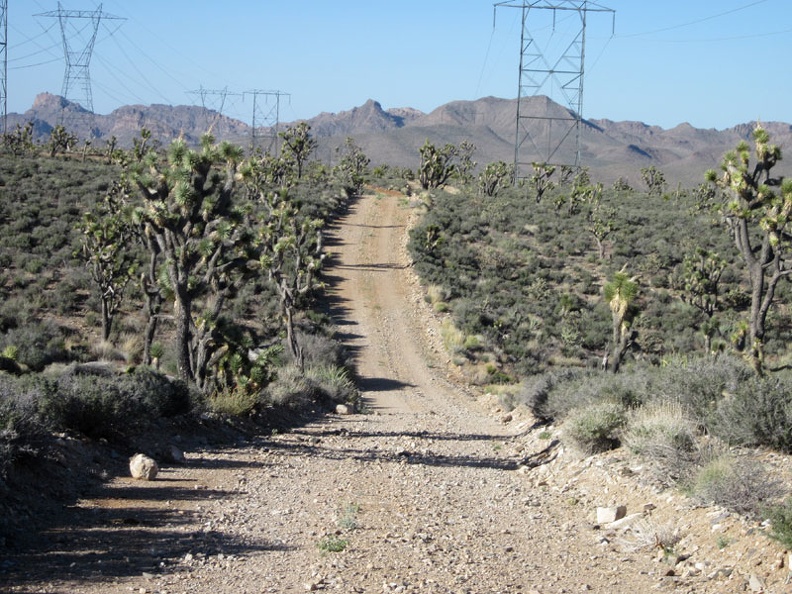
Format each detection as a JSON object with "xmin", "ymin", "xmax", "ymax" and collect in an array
[{"xmin": 2, "ymin": 189, "xmax": 792, "ymax": 593}]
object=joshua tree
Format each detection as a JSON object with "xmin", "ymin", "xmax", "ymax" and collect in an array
[
  {"xmin": 706, "ymin": 125, "xmax": 792, "ymax": 373},
  {"xmin": 418, "ymin": 140, "xmax": 458, "ymax": 190},
  {"xmin": 604, "ymin": 268, "xmax": 639, "ymax": 373},
  {"xmin": 129, "ymin": 134, "xmax": 253, "ymax": 390},
  {"xmin": 279, "ymin": 122, "xmax": 317, "ymax": 180}
]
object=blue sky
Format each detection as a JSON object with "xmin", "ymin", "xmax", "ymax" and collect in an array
[{"xmin": 7, "ymin": 0, "xmax": 791, "ymax": 130}]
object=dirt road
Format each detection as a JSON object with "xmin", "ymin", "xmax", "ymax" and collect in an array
[{"xmin": 2, "ymin": 191, "xmax": 772, "ymax": 593}]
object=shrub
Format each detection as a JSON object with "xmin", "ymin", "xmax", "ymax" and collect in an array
[
  {"xmin": 563, "ymin": 401, "xmax": 626, "ymax": 454},
  {"xmin": 265, "ymin": 365, "xmax": 319, "ymax": 410},
  {"xmin": 710, "ymin": 374, "xmax": 792, "ymax": 452},
  {"xmin": 514, "ymin": 368, "xmax": 586, "ymax": 420},
  {"xmin": 621, "ymin": 399, "xmax": 698, "ymax": 483},
  {"xmin": 306, "ymin": 364, "xmax": 360, "ymax": 406},
  {"xmin": 650, "ymin": 355, "xmax": 751, "ymax": 423},
  {"xmin": 0, "ymin": 375, "xmax": 50, "ymax": 476},
  {"xmin": 0, "ymin": 321, "xmax": 71, "ymax": 371},
  {"xmin": 38, "ymin": 367, "xmax": 190, "ymax": 440},
  {"xmin": 764, "ymin": 498, "xmax": 792, "ymax": 550},
  {"xmin": 209, "ymin": 387, "xmax": 259, "ymax": 417},
  {"xmin": 296, "ymin": 329, "xmax": 355, "ymax": 373},
  {"xmin": 317, "ymin": 535, "xmax": 348, "ymax": 553},
  {"xmin": 688, "ymin": 454, "xmax": 782, "ymax": 518}
]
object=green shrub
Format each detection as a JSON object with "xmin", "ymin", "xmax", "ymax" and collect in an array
[
  {"xmin": 209, "ymin": 387, "xmax": 259, "ymax": 417},
  {"xmin": 621, "ymin": 399, "xmax": 698, "ymax": 483},
  {"xmin": 306, "ymin": 364, "xmax": 360, "ymax": 406},
  {"xmin": 764, "ymin": 498, "xmax": 792, "ymax": 549},
  {"xmin": 710, "ymin": 375, "xmax": 792, "ymax": 452},
  {"xmin": 265, "ymin": 365, "xmax": 319, "ymax": 410},
  {"xmin": 38, "ymin": 367, "xmax": 190, "ymax": 440},
  {"xmin": 0, "ymin": 320, "xmax": 72, "ymax": 371},
  {"xmin": 317, "ymin": 535, "xmax": 348, "ymax": 553},
  {"xmin": 650, "ymin": 355, "xmax": 751, "ymax": 423},
  {"xmin": 688, "ymin": 454, "xmax": 781, "ymax": 518},
  {"xmin": 563, "ymin": 401, "xmax": 626, "ymax": 454}
]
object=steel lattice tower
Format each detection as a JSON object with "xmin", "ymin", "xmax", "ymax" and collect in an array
[
  {"xmin": 0, "ymin": 0, "xmax": 7, "ymax": 136},
  {"xmin": 187, "ymin": 86, "xmax": 241, "ymax": 133},
  {"xmin": 494, "ymin": 0, "xmax": 614, "ymax": 178},
  {"xmin": 35, "ymin": 3, "xmax": 124, "ymax": 115},
  {"xmin": 244, "ymin": 89, "xmax": 290, "ymax": 155}
]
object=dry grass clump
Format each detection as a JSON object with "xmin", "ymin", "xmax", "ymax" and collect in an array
[
  {"xmin": 615, "ymin": 518, "xmax": 681, "ymax": 554},
  {"xmin": 621, "ymin": 399, "xmax": 699, "ymax": 483}
]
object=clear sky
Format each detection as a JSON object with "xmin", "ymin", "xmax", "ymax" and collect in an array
[{"xmin": 6, "ymin": 0, "xmax": 791, "ymax": 130}]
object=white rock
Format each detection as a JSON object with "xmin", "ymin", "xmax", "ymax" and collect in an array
[
  {"xmin": 129, "ymin": 453, "xmax": 159, "ymax": 480},
  {"xmin": 748, "ymin": 573, "xmax": 765, "ymax": 592},
  {"xmin": 336, "ymin": 403, "xmax": 354, "ymax": 415},
  {"xmin": 607, "ymin": 512, "xmax": 644, "ymax": 530},
  {"xmin": 596, "ymin": 505, "xmax": 627, "ymax": 524}
]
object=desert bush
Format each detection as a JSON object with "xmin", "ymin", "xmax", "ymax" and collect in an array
[
  {"xmin": 649, "ymin": 355, "xmax": 751, "ymax": 422},
  {"xmin": 209, "ymin": 386, "xmax": 259, "ymax": 417},
  {"xmin": 563, "ymin": 401, "xmax": 627, "ymax": 454},
  {"xmin": 688, "ymin": 453, "xmax": 782, "ymax": 517},
  {"xmin": 622, "ymin": 399, "xmax": 697, "ymax": 456},
  {"xmin": 295, "ymin": 329, "xmax": 355, "ymax": 373},
  {"xmin": 306, "ymin": 364, "xmax": 360, "ymax": 406},
  {"xmin": 764, "ymin": 498, "xmax": 792, "ymax": 550},
  {"xmin": 621, "ymin": 399, "xmax": 699, "ymax": 482},
  {"xmin": 710, "ymin": 374, "xmax": 792, "ymax": 452},
  {"xmin": 515, "ymin": 367, "xmax": 587, "ymax": 420},
  {"xmin": 0, "ymin": 321, "xmax": 72, "ymax": 371},
  {"xmin": 544, "ymin": 369, "xmax": 649, "ymax": 420},
  {"xmin": 38, "ymin": 367, "xmax": 190, "ymax": 440},
  {"xmin": 265, "ymin": 364, "xmax": 320, "ymax": 410}
]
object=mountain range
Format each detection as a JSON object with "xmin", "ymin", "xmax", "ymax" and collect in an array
[{"xmin": 8, "ymin": 92, "xmax": 792, "ymax": 186}]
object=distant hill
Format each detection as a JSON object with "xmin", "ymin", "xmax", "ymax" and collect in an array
[{"xmin": 7, "ymin": 92, "xmax": 792, "ymax": 186}]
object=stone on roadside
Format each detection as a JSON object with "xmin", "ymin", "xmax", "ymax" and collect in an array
[
  {"xmin": 596, "ymin": 505, "xmax": 627, "ymax": 524},
  {"xmin": 336, "ymin": 403, "xmax": 354, "ymax": 415},
  {"xmin": 748, "ymin": 573, "xmax": 765, "ymax": 592},
  {"xmin": 129, "ymin": 453, "xmax": 159, "ymax": 480}
]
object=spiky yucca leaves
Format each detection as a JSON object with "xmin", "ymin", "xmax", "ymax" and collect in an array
[
  {"xmin": 128, "ymin": 133, "xmax": 255, "ymax": 392},
  {"xmin": 603, "ymin": 269, "xmax": 639, "ymax": 373},
  {"xmin": 706, "ymin": 125, "xmax": 792, "ymax": 373}
]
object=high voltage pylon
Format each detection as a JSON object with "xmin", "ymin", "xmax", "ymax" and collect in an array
[
  {"xmin": 35, "ymin": 3, "xmax": 125, "ymax": 118},
  {"xmin": 494, "ymin": 0, "xmax": 614, "ymax": 179},
  {"xmin": 186, "ymin": 86, "xmax": 240, "ymax": 132},
  {"xmin": 0, "ymin": 0, "xmax": 7, "ymax": 136},
  {"xmin": 244, "ymin": 89, "xmax": 290, "ymax": 155}
]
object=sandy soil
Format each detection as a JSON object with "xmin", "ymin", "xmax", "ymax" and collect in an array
[{"xmin": 2, "ymin": 190, "xmax": 791, "ymax": 594}]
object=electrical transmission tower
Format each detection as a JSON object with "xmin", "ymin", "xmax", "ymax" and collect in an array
[
  {"xmin": 244, "ymin": 89, "xmax": 290, "ymax": 155},
  {"xmin": 494, "ymin": 0, "xmax": 614, "ymax": 179},
  {"xmin": 0, "ymin": 0, "xmax": 7, "ymax": 136},
  {"xmin": 187, "ymin": 86, "xmax": 241, "ymax": 133},
  {"xmin": 35, "ymin": 3, "xmax": 124, "ymax": 118}
]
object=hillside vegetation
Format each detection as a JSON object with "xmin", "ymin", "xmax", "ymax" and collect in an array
[
  {"xmin": 0, "ymin": 123, "xmax": 366, "ymax": 479},
  {"xmin": 3, "ymin": 118, "xmax": 792, "ymax": 540}
]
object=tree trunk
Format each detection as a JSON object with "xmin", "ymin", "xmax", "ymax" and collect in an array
[
  {"xmin": 174, "ymin": 291, "xmax": 193, "ymax": 383},
  {"xmin": 101, "ymin": 298, "xmax": 111, "ymax": 342}
]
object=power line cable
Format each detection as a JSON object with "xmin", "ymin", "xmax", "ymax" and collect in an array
[
  {"xmin": 618, "ymin": 0, "xmax": 770, "ymax": 38},
  {"xmin": 8, "ymin": 57, "xmax": 60, "ymax": 70}
]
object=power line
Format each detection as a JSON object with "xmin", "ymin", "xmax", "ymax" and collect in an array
[
  {"xmin": 244, "ymin": 89, "xmax": 290, "ymax": 154},
  {"xmin": 34, "ymin": 2, "xmax": 125, "ymax": 115},
  {"xmin": 618, "ymin": 0, "xmax": 770, "ymax": 39},
  {"xmin": 494, "ymin": 0, "xmax": 616, "ymax": 177}
]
